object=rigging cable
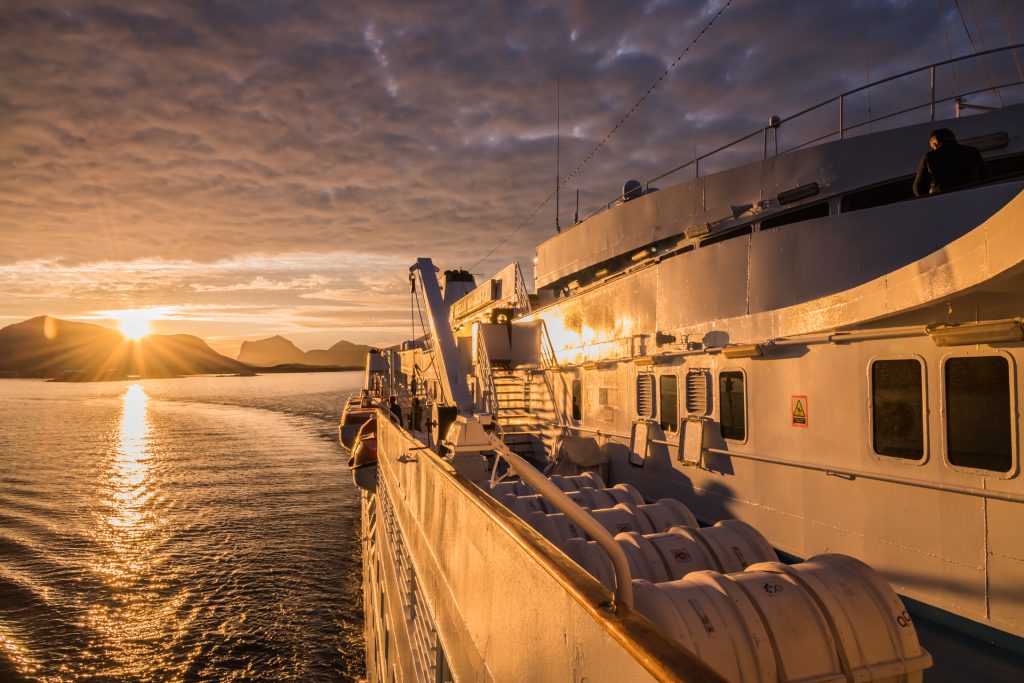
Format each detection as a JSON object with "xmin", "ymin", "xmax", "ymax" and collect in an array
[
  {"xmin": 957, "ymin": 0, "xmax": 1005, "ymax": 104},
  {"xmin": 1000, "ymin": 0, "xmax": 1024, "ymax": 83},
  {"xmin": 938, "ymin": 0, "xmax": 963, "ymax": 95},
  {"xmin": 469, "ymin": 0, "xmax": 735, "ymax": 272}
]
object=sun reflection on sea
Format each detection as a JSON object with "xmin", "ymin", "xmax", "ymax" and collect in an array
[
  {"xmin": 83, "ymin": 383, "xmax": 184, "ymax": 677},
  {"xmin": 101, "ymin": 383, "xmax": 154, "ymax": 578}
]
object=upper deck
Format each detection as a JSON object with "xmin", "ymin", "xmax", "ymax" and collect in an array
[
  {"xmin": 535, "ymin": 105, "xmax": 1024, "ymax": 292},
  {"xmin": 535, "ymin": 45, "xmax": 1024, "ymax": 295}
]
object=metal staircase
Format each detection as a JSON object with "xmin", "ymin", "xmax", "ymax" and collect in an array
[{"xmin": 492, "ymin": 367, "xmax": 544, "ymax": 463}]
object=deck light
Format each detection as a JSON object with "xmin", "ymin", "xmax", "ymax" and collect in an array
[
  {"xmin": 722, "ymin": 344, "xmax": 764, "ymax": 359},
  {"xmin": 926, "ymin": 320, "xmax": 1024, "ymax": 346}
]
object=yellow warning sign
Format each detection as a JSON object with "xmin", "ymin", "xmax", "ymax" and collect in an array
[{"xmin": 791, "ymin": 395, "xmax": 808, "ymax": 427}]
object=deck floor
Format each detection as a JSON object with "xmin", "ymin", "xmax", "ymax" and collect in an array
[{"xmin": 916, "ymin": 617, "xmax": 1024, "ymax": 681}]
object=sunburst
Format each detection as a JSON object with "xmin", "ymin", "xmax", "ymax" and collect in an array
[{"xmin": 113, "ymin": 310, "xmax": 155, "ymax": 341}]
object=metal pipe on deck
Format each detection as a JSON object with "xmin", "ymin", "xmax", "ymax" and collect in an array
[{"xmin": 489, "ymin": 436, "xmax": 635, "ymax": 609}]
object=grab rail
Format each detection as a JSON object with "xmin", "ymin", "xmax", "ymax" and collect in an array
[
  {"xmin": 475, "ymin": 325, "xmax": 500, "ymax": 417},
  {"xmin": 564, "ymin": 425, "xmax": 1024, "ymax": 503},
  {"xmin": 487, "ymin": 435, "xmax": 634, "ymax": 608},
  {"xmin": 538, "ymin": 319, "xmax": 569, "ymax": 430},
  {"xmin": 701, "ymin": 447, "xmax": 1024, "ymax": 504}
]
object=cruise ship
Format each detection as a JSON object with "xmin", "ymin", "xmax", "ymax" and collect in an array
[{"xmin": 341, "ymin": 46, "xmax": 1024, "ymax": 681}]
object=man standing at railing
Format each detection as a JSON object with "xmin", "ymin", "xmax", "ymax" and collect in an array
[{"xmin": 913, "ymin": 128, "xmax": 989, "ymax": 197}]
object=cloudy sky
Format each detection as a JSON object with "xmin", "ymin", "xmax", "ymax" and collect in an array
[{"xmin": 2, "ymin": 0, "xmax": 1022, "ymax": 355}]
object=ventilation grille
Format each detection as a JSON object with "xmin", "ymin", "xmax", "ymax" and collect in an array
[
  {"xmin": 685, "ymin": 369, "xmax": 709, "ymax": 415},
  {"xmin": 636, "ymin": 374, "xmax": 655, "ymax": 418}
]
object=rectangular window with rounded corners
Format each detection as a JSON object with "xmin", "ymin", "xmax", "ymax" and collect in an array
[
  {"xmin": 571, "ymin": 378, "xmax": 582, "ymax": 421},
  {"xmin": 719, "ymin": 371, "xmax": 745, "ymax": 441},
  {"xmin": 636, "ymin": 373, "xmax": 655, "ymax": 418},
  {"xmin": 945, "ymin": 356, "xmax": 1013, "ymax": 472},
  {"xmin": 871, "ymin": 359, "xmax": 925, "ymax": 460},
  {"xmin": 760, "ymin": 201, "xmax": 829, "ymax": 230},
  {"xmin": 659, "ymin": 374, "xmax": 678, "ymax": 432}
]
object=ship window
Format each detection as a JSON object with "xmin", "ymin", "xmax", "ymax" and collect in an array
[
  {"xmin": 871, "ymin": 359, "xmax": 924, "ymax": 460},
  {"xmin": 945, "ymin": 356, "xmax": 1013, "ymax": 472},
  {"xmin": 636, "ymin": 373, "xmax": 655, "ymax": 418},
  {"xmin": 700, "ymin": 225, "xmax": 752, "ymax": 248},
  {"xmin": 987, "ymin": 152, "xmax": 1024, "ymax": 182},
  {"xmin": 840, "ymin": 176, "xmax": 915, "ymax": 213},
  {"xmin": 760, "ymin": 201, "xmax": 829, "ymax": 230},
  {"xmin": 659, "ymin": 375, "xmax": 678, "ymax": 432},
  {"xmin": 571, "ymin": 379, "xmax": 582, "ymax": 421},
  {"xmin": 685, "ymin": 369, "xmax": 710, "ymax": 415},
  {"xmin": 719, "ymin": 371, "xmax": 746, "ymax": 441}
]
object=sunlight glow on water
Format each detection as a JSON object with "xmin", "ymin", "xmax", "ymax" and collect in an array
[{"xmin": 0, "ymin": 373, "xmax": 366, "ymax": 681}]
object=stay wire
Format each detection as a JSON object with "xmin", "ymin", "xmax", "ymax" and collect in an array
[
  {"xmin": 1001, "ymin": 0, "xmax": 1024, "ymax": 82},
  {"xmin": 938, "ymin": 0, "xmax": 963, "ymax": 93},
  {"xmin": 955, "ymin": 0, "xmax": 1005, "ymax": 104},
  {"xmin": 469, "ymin": 0, "xmax": 735, "ymax": 272}
]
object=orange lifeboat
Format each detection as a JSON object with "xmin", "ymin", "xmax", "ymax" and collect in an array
[
  {"xmin": 349, "ymin": 417, "xmax": 378, "ymax": 491},
  {"xmin": 339, "ymin": 393, "xmax": 375, "ymax": 450}
]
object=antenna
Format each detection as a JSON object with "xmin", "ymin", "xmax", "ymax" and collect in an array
[
  {"xmin": 555, "ymin": 79, "xmax": 561, "ymax": 233},
  {"xmin": 574, "ymin": 189, "xmax": 579, "ymax": 224}
]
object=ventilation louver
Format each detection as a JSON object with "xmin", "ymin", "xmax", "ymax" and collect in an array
[
  {"xmin": 685, "ymin": 369, "xmax": 710, "ymax": 415},
  {"xmin": 636, "ymin": 374, "xmax": 655, "ymax": 418}
]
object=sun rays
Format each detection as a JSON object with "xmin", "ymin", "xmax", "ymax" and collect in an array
[{"xmin": 100, "ymin": 308, "xmax": 170, "ymax": 341}]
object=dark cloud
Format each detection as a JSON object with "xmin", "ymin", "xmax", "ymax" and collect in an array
[{"xmin": 1, "ymin": 0, "xmax": 1023, "ymax": 344}]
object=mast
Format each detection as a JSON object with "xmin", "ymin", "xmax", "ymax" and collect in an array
[{"xmin": 555, "ymin": 79, "xmax": 561, "ymax": 233}]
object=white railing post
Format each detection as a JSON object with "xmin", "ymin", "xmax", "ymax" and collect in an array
[{"xmin": 930, "ymin": 65, "xmax": 936, "ymax": 122}]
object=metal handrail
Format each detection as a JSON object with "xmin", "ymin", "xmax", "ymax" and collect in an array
[
  {"xmin": 575, "ymin": 42, "xmax": 1024, "ymax": 224},
  {"xmin": 487, "ymin": 435, "xmax": 634, "ymax": 608},
  {"xmin": 513, "ymin": 262, "xmax": 532, "ymax": 317},
  {"xmin": 702, "ymin": 447, "xmax": 1024, "ymax": 504},
  {"xmin": 475, "ymin": 325, "xmax": 500, "ymax": 417},
  {"xmin": 569, "ymin": 424, "xmax": 1024, "ymax": 503},
  {"xmin": 538, "ymin": 319, "xmax": 570, "ymax": 430}
]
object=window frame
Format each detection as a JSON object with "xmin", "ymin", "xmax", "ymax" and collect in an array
[
  {"xmin": 866, "ymin": 354, "xmax": 929, "ymax": 466},
  {"xmin": 658, "ymin": 372, "xmax": 679, "ymax": 433},
  {"xmin": 717, "ymin": 368, "xmax": 748, "ymax": 444},
  {"xmin": 939, "ymin": 350, "xmax": 1019, "ymax": 478}
]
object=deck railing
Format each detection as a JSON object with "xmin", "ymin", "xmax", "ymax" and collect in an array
[
  {"xmin": 577, "ymin": 43, "xmax": 1024, "ymax": 224},
  {"xmin": 474, "ymin": 325, "xmax": 500, "ymax": 417}
]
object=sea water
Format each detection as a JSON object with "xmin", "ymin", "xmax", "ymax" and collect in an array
[{"xmin": 0, "ymin": 373, "xmax": 364, "ymax": 681}]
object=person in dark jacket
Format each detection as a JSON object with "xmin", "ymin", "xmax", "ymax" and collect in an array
[
  {"xmin": 388, "ymin": 395, "xmax": 404, "ymax": 427},
  {"xmin": 913, "ymin": 128, "xmax": 989, "ymax": 197}
]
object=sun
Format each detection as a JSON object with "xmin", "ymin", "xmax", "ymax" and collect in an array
[{"xmin": 116, "ymin": 310, "xmax": 154, "ymax": 341}]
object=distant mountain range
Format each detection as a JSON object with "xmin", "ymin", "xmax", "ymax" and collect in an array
[
  {"xmin": 236, "ymin": 335, "xmax": 371, "ymax": 368},
  {"xmin": 0, "ymin": 316, "xmax": 252, "ymax": 380}
]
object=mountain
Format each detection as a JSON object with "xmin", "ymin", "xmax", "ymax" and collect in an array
[
  {"xmin": 237, "ymin": 335, "xmax": 371, "ymax": 368},
  {"xmin": 236, "ymin": 335, "xmax": 307, "ymax": 366},
  {"xmin": 0, "ymin": 316, "xmax": 253, "ymax": 380}
]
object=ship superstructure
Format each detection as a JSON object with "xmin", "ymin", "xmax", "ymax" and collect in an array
[{"xmin": 344, "ymin": 47, "xmax": 1024, "ymax": 681}]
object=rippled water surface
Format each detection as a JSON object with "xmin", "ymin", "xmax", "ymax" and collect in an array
[{"xmin": 0, "ymin": 373, "xmax": 364, "ymax": 682}]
